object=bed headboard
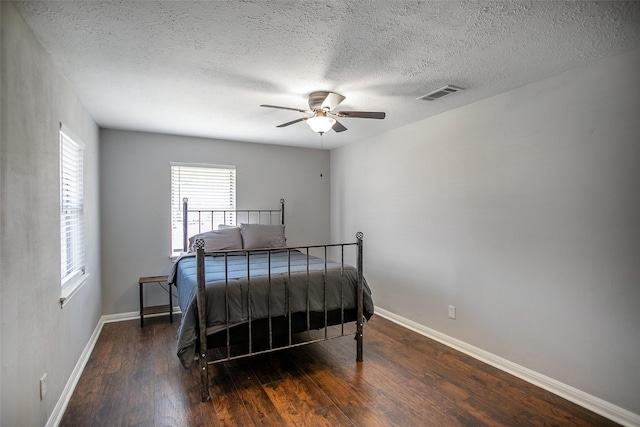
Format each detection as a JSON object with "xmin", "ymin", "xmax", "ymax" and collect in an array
[{"xmin": 182, "ymin": 198, "xmax": 285, "ymax": 252}]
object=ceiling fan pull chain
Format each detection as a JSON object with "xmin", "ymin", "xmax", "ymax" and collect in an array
[{"xmin": 319, "ymin": 134, "xmax": 324, "ymax": 177}]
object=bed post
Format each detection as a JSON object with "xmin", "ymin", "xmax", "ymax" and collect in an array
[
  {"xmin": 280, "ymin": 198, "xmax": 285, "ymax": 225},
  {"xmin": 182, "ymin": 198, "xmax": 189, "ymax": 252},
  {"xmin": 356, "ymin": 232, "xmax": 364, "ymax": 362},
  {"xmin": 195, "ymin": 239, "xmax": 210, "ymax": 401}
]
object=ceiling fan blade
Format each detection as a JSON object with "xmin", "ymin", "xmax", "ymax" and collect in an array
[
  {"xmin": 332, "ymin": 120, "xmax": 347, "ymax": 133},
  {"xmin": 260, "ymin": 104, "xmax": 311, "ymax": 114},
  {"xmin": 335, "ymin": 111, "xmax": 386, "ymax": 119},
  {"xmin": 276, "ymin": 118, "xmax": 305, "ymax": 128},
  {"xmin": 321, "ymin": 92, "xmax": 346, "ymax": 111}
]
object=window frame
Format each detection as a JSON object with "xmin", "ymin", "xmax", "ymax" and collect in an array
[
  {"xmin": 59, "ymin": 123, "xmax": 88, "ymax": 306},
  {"xmin": 170, "ymin": 162, "xmax": 237, "ymax": 256}
]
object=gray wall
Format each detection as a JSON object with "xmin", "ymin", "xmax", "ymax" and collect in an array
[
  {"xmin": 331, "ymin": 48, "xmax": 640, "ymax": 415},
  {"xmin": 100, "ymin": 129, "xmax": 330, "ymax": 315},
  {"xmin": 1, "ymin": 3, "xmax": 102, "ymax": 426}
]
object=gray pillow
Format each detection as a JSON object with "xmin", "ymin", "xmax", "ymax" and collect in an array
[
  {"xmin": 188, "ymin": 227, "xmax": 243, "ymax": 252},
  {"xmin": 240, "ymin": 223, "xmax": 286, "ymax": 249}
]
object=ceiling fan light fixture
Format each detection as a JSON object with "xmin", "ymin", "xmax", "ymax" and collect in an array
[{"xmin": 305, "ymin": 115, "xmax": 336, "ymax": 134}]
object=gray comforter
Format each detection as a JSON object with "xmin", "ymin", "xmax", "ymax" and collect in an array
[{"xmin": 169, "ymin": 249, "xmax": 374, "ymax": 368}]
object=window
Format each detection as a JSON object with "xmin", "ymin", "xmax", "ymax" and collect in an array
[
  {"xmin": 60, "ymin": 124, "xmax": 86, "ymax": 304},
  {"xmin": 170, "ymin": 163, "xmax": 236, "ymax": 255}
]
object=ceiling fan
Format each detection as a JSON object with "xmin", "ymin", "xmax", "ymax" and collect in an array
[{"xmin": 260, "ymin": 91, "xmax": 385, "ymax": 135}]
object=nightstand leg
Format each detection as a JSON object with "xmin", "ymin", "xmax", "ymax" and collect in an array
[
  {"xmin": 169, "ymin": 285, "xmax": 173, "ymax": 323},
  {"xmin": 139, "ymin": 281, "xmax": 144, "ymax": 327}
]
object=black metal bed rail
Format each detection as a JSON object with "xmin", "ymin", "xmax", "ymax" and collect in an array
[{"xmin": 194, "ymin": 234, "xmax": 364, "ymax": 402}]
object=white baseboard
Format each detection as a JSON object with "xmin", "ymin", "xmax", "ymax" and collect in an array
[
  {"xmin": 46, "ymin": 307, "xmax": 182, "ymax": 426},
  {"xmin": 102, "ymin": 307, "xmax": 182, "ymax": 324},
  {"xmin": 374, "ymin": 307, "xmax": 640, "ymax": 427},
  {"xmin": 46, "ymin": 318, "xmax": 104, "ymax": 427}
]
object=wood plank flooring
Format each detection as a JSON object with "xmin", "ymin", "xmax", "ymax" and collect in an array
[{"xmin": 61, "ymin": 315, "xmax": 618, "ymax": 426}]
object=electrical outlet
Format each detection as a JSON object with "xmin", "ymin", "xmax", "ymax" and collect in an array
[
  {"xmin": 448, "ymin": 305, "xmax": 456, "ymax": 319},
  {"xmin": 40, "ymin": 373, "xmax": 47, "ymax": 400}
]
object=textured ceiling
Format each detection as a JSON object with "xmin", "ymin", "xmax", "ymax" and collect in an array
[{"xmin": 13, "ymin": 1, "xmax": 640, "ymax": 149}]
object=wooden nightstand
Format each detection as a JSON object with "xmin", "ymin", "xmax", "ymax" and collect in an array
[{"xmin": 138, "ymin": 275, "xmax": 172, "ymax": 327}]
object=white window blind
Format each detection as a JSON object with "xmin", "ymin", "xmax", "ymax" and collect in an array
[
  {"xmin": 170, "ymin": 163, "xmax": 236, "ymax": 254},
  {"xmin": 60, "ymin": 127, "xmax": 85, "ymax": 287}
]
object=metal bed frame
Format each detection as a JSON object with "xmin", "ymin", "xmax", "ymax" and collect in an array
[
  {"xmin": 182, "ymin": 197, "xmax": 285, "ymax": 252},
  {"xmin": 180, "ymin": 199, "xmax": 365, "ymax": 401}
]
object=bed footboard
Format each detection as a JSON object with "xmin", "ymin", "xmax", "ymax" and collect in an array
[
  {"xmin": 195, "ymin": 238, "xmax": 210, "ymax": 402},
  {"xmin": 356, "ymin": 231, "xmax": 364, "ymax": 362},
  {"xmin": 194, "ymin": 233, "xmax": 366, "ymax": 402}
]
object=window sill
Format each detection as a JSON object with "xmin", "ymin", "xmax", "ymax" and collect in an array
[{"xmin": 60, "ymin": 273, "xmax": 89, "ymax": 308}]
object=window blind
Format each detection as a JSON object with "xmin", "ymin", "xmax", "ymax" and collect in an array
[
  {"xmin": 60, "ymin": 129, "xmax": 85, "ymax": 285},
  {"xmin": 170, "ymin": 163, "xmax": 236, "ymax": 254}
]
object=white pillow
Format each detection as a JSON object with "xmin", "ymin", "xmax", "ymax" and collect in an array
[
  {"xmin": 188, "ymin": 228, "xmax": 243, "ymax": 252},
  {"xmin": 217, "ymin": 224, "xmax": 237, "ymax": 230},
  {"xmin": 240, "ymin": 223, "xmax": 286, "ymax": 249}
]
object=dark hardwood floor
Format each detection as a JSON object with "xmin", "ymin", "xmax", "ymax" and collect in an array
[{"xmin": 61, "ymin": 315, "xmax": 617, "ymax": 426}]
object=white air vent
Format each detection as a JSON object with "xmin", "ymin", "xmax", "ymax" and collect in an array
[{"xmin": 417, "ymin": 85, "xmax": 464, "ymax": 101}]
